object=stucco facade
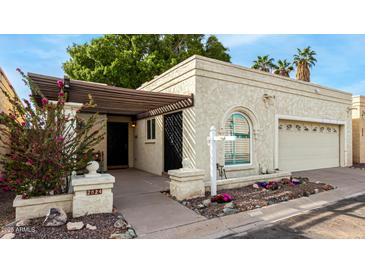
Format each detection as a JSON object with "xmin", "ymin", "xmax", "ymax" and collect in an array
[
  {"xmin": 138, "ymin": 55, "xmax": 353, "ymax": 180},
  {"xmin": 352, "ymin": 96, "xmax": 365, "ymax": 163}
]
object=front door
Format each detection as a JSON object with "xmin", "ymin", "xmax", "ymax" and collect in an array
[
  {"xmin": 164, "ymin": 111, "xmax": 183, "ymax": 172},
  {"xmin": 107, "ymin": 122, "xmax": 129, "ymax": 168}
]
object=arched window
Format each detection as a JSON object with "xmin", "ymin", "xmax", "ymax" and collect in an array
[{"xmin": 224, "ymin": 112, "xmax": 251, "ymax": 165}]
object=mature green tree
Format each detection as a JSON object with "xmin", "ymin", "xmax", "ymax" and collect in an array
[
  {"xmin": 251, "ymin": 55, "xmax": 275, "ymax": 72},
  {"xmin": 63, "ymin": 34, "xmax": 230, "ymax": 89},
  {"xmin": 204, "ymin": 35, "xmax": 231, "ymax": 62},
  {"xmin": 293, "ymin": 46, "xmax": 317, "ymax": 82},
  {"xmin": 273, "ymin": 59, "xmax": 294, "ymax": 77}
]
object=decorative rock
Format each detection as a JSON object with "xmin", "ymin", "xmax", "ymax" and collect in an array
[
  {"xmin": 202, "ymin": 199, "xmax": 211, "ymax": 207},
  {"xmin": 114, "ymin": 219, "xmax": 128, "ymax": 229},
  {"xmin": 110, "ymin": 232, "xmax": 133, "ymax": 239},
  {"xmin": 127, "ymin": 228, "xmax": 137, "ymax": 238},
  {"xmin": 223, "ymin": 207, "xmax": 239, "ymax": 215},
  {"xmin": 67, "ymin": 221, "xmax": 84, "ymax": 231},
  {"xmin": 43, "ymin": 208, "xmax": 67, "ymax": 227},
  {"xmin": 117, "ymin": 214, "xmax": 125, "ymax": 219},
  {"xmin": 5, "ymin": 221, "xmax": 18, "ymax": 228},
  {"xmin": 197, "ymin": 203, "xmax": 205, "ymax": 209},
  {"xmin": 110, "ymin": 233, "xmax": 128, "ymax": 239},
  {"xmin": 224, "ymin": 202, "xmax": 236, "ymax": 209},
  {"xmin": 1, "ymin": 233, "xmax": 15, "ymax": 239},
  {"xmin": 314, "ymin": 188, "xmax": 320, "ymax": 194},
  {"xmin": 110, "ymin": 230, "xmax": 136, "ymax": 239},
  {"xmin": 303, "ymin": 191, "xmax": 310, "ymax": 197},
  {"xmin": 86, "ymin": 224, "xmax": 97, "ymax": 230},
  {"xmin": 16, "ymin": 219, "xmax": 31, "ymax": 227},
  {"xmin": 315, "ymin": 181, "xmax": 321, "ymax": 184}
]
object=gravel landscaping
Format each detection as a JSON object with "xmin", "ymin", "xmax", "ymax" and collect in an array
[
  {"xmin": 0, "ymin": 191, "xmax": 15, "ymax": 230},
  {"xmin": 0, "ymin": 191, "xmax": 136, "ymax": 239},
  {"xmin": 165, "ymin": 177, "xmax": 335, "ymax": 219},
  {"xmin": 12, "ymin": 212, "xmax": 129, "ymax": 239}
]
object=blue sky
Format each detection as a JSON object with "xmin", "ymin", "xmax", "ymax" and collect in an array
[{"xmin": 1, "ymin": 34, "xmax": 365, "ymax": 99}]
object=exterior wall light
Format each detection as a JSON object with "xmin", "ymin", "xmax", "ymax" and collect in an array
[{"xmin": 64, "ymin": 76, "xmax": 70, "ymax": 89}]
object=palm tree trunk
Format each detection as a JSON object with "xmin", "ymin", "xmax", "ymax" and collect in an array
[{"xmin": 296, "ymin": 62, "xmax": 310, "ymax": 82}]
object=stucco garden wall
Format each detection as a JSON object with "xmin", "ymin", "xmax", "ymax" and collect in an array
[{"xmin": 138, "ymin": 55, "xmax": 352, "ymax": 179}]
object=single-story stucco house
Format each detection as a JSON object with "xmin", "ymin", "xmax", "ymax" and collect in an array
[{"xmin": 29, "ymin": 55, "xmax": 353, "ymax": 182}]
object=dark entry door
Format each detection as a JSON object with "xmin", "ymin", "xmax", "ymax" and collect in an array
[
  {"xmin": 107, "ymin": 122, "xmax": 128, "ymax": 168},
  {"xmin": 164, "ymin": 111, "xmax": 183, "ymax": 172}
]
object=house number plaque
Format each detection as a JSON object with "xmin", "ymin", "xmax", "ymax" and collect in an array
[{"xmin": 86, "ymin": 189, "xmax": 102, "ymax": 195}]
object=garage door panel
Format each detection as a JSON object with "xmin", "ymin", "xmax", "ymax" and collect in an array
[{"xmin": 278, "ymin": 120, "xmax": 339, "ymax": 172}]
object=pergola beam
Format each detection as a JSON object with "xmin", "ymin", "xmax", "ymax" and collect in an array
[{"xmin": 29, "ymin": 73, "xmax": 194, "ymax": 118}]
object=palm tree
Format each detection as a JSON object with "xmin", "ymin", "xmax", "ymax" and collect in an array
[
  {"xmin": 251, "ymin": 55, "xmax": 275, "ymax": 73},
  {"xmin": 273, "ymin": 59, "xmax": 294, "ymax": 77},
  {"xmin": 293, "ymin": 46, "xmax": 317, "ymax": 82}
]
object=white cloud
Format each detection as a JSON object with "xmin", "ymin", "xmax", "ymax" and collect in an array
[{"xmin": 216, "ymin": 34, "xmax": 266, "ymax": 48}]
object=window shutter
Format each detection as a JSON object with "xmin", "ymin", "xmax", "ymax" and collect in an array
[{"xmin": 224, "ymin": 113, "xmax": 251, "ymax": 165}]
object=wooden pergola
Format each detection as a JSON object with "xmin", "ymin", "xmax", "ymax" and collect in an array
[{"xmin": 28, "ymin": 73, "xmax": 194, "ymax": 119}]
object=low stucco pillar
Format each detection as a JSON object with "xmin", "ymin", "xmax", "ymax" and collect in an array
[
  {"xmin": 168, "ymin": 168, "xmax": 205, "ymax": 201},
  {"xmin": 71, "ymin": 161, "xmax": 115, "ymax": 217}
]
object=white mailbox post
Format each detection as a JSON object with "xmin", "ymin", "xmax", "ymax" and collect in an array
[{"xmin": 207, "ymin": 126, "xmax": 236, "ymax": 196}]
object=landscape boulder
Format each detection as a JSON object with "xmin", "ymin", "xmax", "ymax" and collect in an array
[
  {"xmin": 86, "ymin": 224, "xmax": 97, "ymax": 230},
  {"xmin": 114, "ymin": 219, "xmax": 128, "ymax": 229},
  {"xmin": 16, "ymin": 219, "xmax": 31, "ymax": 227},
  {"xmin": 1, "ymin": 233, "xmax": 15, "ymax": 239},
  {"xmin": 43, "ymin": 208, "xmax": 67, "ymax": 227},
  {"xmin": 67, "ymin": 221, "xmax": 84, "ymax": 231}
]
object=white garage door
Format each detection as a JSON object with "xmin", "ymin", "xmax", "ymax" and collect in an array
[{"xmin": 278, "ymin": 120, "xmax": 340, "ymax": 172}]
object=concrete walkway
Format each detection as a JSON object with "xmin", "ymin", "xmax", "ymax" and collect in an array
[
  {"xmin": 111, "ymin": 169, "xmax": 205, "ymax": 235},
  {"xmin": 131, "ymin": 167, "xmax": 365, "ymax": 239}
]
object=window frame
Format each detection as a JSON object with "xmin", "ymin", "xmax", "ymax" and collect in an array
[
  {"xmin": 223, "ymin": 112, "xmax": 253, "ymax": 167},
  {"xmin": 146, "ymin": 118, "xmax": 156, "ymax": 141}
]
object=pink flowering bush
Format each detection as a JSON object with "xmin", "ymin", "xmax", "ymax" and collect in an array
[
  {"xmin": 0, "ymin": 69, "xmax": 104, "ymax": 198},
  {"xmin": 211, "ymin": 193, "xmax": 233, "ymax": 203}
]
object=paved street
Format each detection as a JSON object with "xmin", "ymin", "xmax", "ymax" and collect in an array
[{"xmin": 228, "ymin": 194, "xmax": 365, "ymax": 239}]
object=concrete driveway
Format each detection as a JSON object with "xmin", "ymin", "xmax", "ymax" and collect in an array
[
  {"xmin": 111, "ymin": 169, "xmax": 205, "ymax": 236},
  {"xmin": 293, "ymin": 167, "xmax": 365, "ymax": 191}
]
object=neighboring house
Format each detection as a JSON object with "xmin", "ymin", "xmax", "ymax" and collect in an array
[
  {"xmin": 0, "ymin": 67, "xmax": 22, "ymax": 168},
  {"xmin": 352, "ymin": 96, "xmax": 365, "ymax": 164},
  {"xmin": 29, "ymin": 55, "xmax": 353, "ymax": 180}
]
